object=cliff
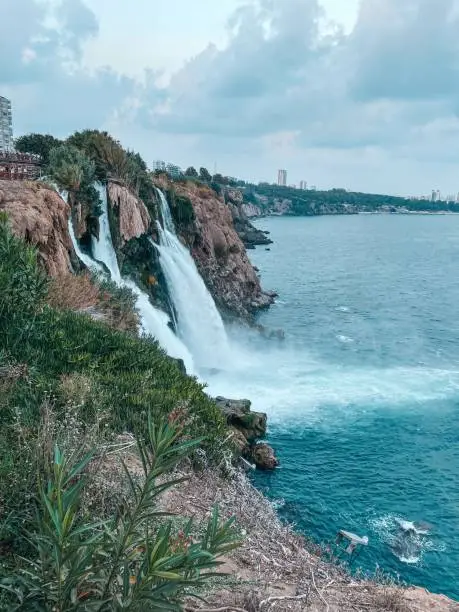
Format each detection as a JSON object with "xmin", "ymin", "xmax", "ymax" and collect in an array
[
  {"xmin": 225, "ymin": 188, "xmax": 273, "ymax": 249},
  {"xmin": 155, "ymin": 176, "xmax": 275, "ymax": 319},
  {"xmin": 107, "ymin": 180, "xmax": 151, "ymax": 244},
  {"xmin": 0, "ymin": 180, "xmax": 74, "ymax": 276}
]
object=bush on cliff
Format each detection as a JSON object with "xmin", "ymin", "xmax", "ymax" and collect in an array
[{"xmin": 1, "ymin": 414, "xmax": 240, "ymax": 611}]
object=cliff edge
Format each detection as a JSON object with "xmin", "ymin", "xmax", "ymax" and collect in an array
[{"xmin": 0, "ymin": 180, "xmax": 73, "ymax": 276}]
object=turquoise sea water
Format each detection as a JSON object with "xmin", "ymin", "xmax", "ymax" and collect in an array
[{"xmin": 208, "ymin": 214, "xmax": 459, "ymax": 598}]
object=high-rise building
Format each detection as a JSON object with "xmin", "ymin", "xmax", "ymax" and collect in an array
[
  {"xmin": 166, "ymin": 163, "xmax": 183, "ymax": 178},
  {"xmin": 431, "ymin": 190, "xmax": 437, "ymax": 202},
  {"xmin": 299, "ymin": 180, "xmax": 308, "ymax": 190},
  {"xmin": 153, "ymin": 160, "xmax": 166, "ymax": 172},
  {"xmin": 0, "ymin": 96, "xmax": 13, "ymax": 153},
  {"xmin": 277, "ymin": 169, "xmax": 287, "ymax": 186}
]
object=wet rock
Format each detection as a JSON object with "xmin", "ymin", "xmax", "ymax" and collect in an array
[
  {"xmin": 252, "ymin": 443, "xmax": 279, "ymax": 470},
  {"xmin": 215, "ymin": 396, "xmax": 267, "ymax": 441},
  {"xmin": 229, "ymin": 427, "xmax": 250, "ymax": 455}
]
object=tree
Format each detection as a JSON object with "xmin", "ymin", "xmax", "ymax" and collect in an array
[
  {"xmin": 185, "ymin": 166, "xmax": 198, "ymax": 178},
  {"xmin": 14, "ymin": 133, "xmax": 62, "ymax": 165},
  {"xmin": 48, "ymin": 145, "xmax": 95, "ymax": 193},
  {"xmin": 199, "ymin": 167, "xmax": 212, "ymax": 182}
]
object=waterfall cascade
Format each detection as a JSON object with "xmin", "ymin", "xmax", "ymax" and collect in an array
[
  {"xmin": 154, "ymin": 188, "xmax": 230, "ymax": 369},
  {"xmin": 67, "ymin": 183, "xmax": 194, "ymax": 372}
]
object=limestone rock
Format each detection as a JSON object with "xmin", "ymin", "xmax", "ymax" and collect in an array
[
  {"xmin": 215, "ymin": 396, "xmax": 267, "ymax": 441},
  {"xmin": 252, "ymin": 443, "xmax": 279, "ymax": 470},
  {"xmin": 0, "ymin": 180, "xmax": 73, "ymax": 276},
  {"xmin": 229, "ymin": 427, "xmax": 250, "ymax": 455},
  {"xmin": 108, "ymin": 181, "xmax": 151, "ymax": 244}
]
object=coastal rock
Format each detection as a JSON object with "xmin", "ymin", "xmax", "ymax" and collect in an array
[
  {"xmin": 154, "ymin": 176, "xmax": 275, "ymax": 319},
  {"xmin": 226, "ymin": 189, "xmax": 273, "ymax": 249},
  {"xmin": 229, "ymin": 427, "xmax": 250, "ymax": 455},
  {"xmin": 252, "ymin": 443, "xmax": 279, "ymax": 470},
  {"xmin": 108, "ymin": 180, "xmax": 151, "ymax": 244},
  {"xmin": 215, "ymin": 396, "xmax": 267, "ymax": 440},
  {"xmin": 0, "ymin": 180, "xmax": 73, "ymax": 276}
]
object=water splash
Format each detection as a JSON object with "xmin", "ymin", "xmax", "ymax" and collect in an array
[{"xmin": 154, "ymin": 188, "xmax": 230, "ymax": 369}]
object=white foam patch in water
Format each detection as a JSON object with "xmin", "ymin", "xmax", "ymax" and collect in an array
[
  {"xmin": 336, "ymin": 306, "xmax": 350, "ymax": 312},
  {"xmin": 337, "ymin": 335, "xmax": 354, "ymax": 344},
  {"xmin": 370, "ymin": 514, "xmax": 445, "ymax": 565}
]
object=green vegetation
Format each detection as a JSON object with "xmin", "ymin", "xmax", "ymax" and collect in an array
[
  {"xmin": 0, "ymin": 216, "xmax": 232, "ymax": 609},
  {"xmin": 48, "ymin": 144, "xmax": 96, "ymax": 194},
  {"xmin": 1, "ymin": 415, "xmax": 239, "ymax": 611},
  {"xmin": 15, "ymin": 133, "xmax": 63, "ymax": 165},
  {"xmin": 240, "ymin": 184, "xmax": 459, "ymax": 215}
]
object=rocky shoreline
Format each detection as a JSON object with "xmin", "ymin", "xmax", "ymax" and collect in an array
[{"xmin": 214, "ymin": 396, "xmax": 279, "ymax": 470}]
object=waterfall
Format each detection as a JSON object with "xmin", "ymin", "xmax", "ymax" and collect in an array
[
  {"xmin": 67, "ymin": 218, "xmax": 105, "ymax": 274},
  {"xmin": 92, "ymin": 183, "xmax": 122, "ymax": 283},
  {"xmin": 87, "ymin": 183, "xmax": 195, "ymax": 372},
  {"xmin": 60, "ymin": 188, "xmax": 103, "ymax": 274},
  {"xmin": 154, "ymin": 188, "xmax": 230, "ymax": 369}
]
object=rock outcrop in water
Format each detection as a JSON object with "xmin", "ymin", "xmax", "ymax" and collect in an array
[
  {"xmin": 215, "ymin": 396, "xmax": 279, "ymax": 470},
  {"xmin": 154, "ymin": 176, "xmax": 275, "ymax": 319},
  {"xmin": 0, "ymin": 180, "xmax": 73, "ymax": 276}
]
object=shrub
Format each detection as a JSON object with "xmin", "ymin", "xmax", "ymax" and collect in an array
[
  {"xmin": 0, "ymin": 414, "xmax": 241, "ymax": 610},
  {"xmin": 0, "ymin": 213, "xmax": 48, "ymax": 343},
  {"xmin": 48, "ymin": 144, "xmax": 95, "ymax": 193}
]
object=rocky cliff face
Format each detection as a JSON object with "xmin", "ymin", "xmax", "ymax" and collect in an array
[
  {"xmin": 155, "ymin": 177, "xmax": 274, "ymax": 319},
  {"xmin": 0, "ymin": 180, "xmax": 73, "ymax": 276},
  {"xmin": 225, "ymin": 189, "xmax": 273, "ymax": 249},
  {"xmin": 107, "ymin": 180, "xmax": 151, "ymax": 244}
]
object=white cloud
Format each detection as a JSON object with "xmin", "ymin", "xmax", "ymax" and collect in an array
[{"xmin": 3, "ymin": 0, "xmax": 459, "ymax": 195}]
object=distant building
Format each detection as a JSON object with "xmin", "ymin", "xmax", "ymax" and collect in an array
[
  {"xmin": 310, "ymin": 185, "xmax": 317, "ymax": 191},
  {"xmin": 166, "ymin": 163, "xmax": 183, "ymax": 178},
  {"xmin": 0, "ymin": 96, "xmax": 13, "ymax": 153},
  {"xmin": 153, "ymin": 160, "xmax": 166, "ymax": 172},
  {"xmin": 299, "ymin": 180, "xmax": 308, "ymax": 190},
  {"xmin": 431, "ymin": 190, "xmax": 438, "ymax": 202},
  {"xmin": 277, "ymin": 169, "xmax": 287, "ymax": 186}
]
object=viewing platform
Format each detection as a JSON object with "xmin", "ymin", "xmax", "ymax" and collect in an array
[{"xmin": 0, "ymin": 152, "xmax": 42, "ymax": 180}]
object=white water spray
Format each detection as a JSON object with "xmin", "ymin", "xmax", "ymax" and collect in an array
[
  {"xmin": 154, "ymin": 188, "xmax": 230, "ymax": 369},
  {"xmin": 88, "ymin": 183, "xmax": 195, "ymax": 372}
]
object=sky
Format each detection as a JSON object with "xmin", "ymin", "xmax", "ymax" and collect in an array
[{"xmin": 2, "ymin": 0, "xmax": 459, "ymax": 196}]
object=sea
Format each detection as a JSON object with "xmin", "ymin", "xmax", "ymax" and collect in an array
[{"xmin": 207, "ymin": 214, "xmax": 459, "ymax": 599}]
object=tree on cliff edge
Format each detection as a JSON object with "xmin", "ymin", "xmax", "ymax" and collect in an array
[
  {"xmin": 15, "ymin": 133, "xmax": 62, "ymax": 165},
  {"xmin": 185, "ymin": 166, "xmax": 198, "ymax": 178},
  {"xmin": 199, "ymin": 167, "xmax": 212, "ymax": 182}
]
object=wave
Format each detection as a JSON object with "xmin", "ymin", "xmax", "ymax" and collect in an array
[
  {"xmin": 335, "ymin": 306, "xmax": 350, "ymax": 312},
  {"xmin": 337, "ymin": 335, "xmax": 354, "ymax": 344},
  {"xmin": 370, "ymin": 514, "xmax": 444, "ymax": 565}
]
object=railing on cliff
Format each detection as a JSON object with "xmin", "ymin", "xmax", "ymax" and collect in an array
[{"xmin": 0, "ymin": 152, "xmax": 42, "ymax": 180}]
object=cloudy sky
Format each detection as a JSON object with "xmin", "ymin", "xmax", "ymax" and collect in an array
[{"xmin": 2, "ymin": 0, "xmax": 459, "ymax": 195}]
